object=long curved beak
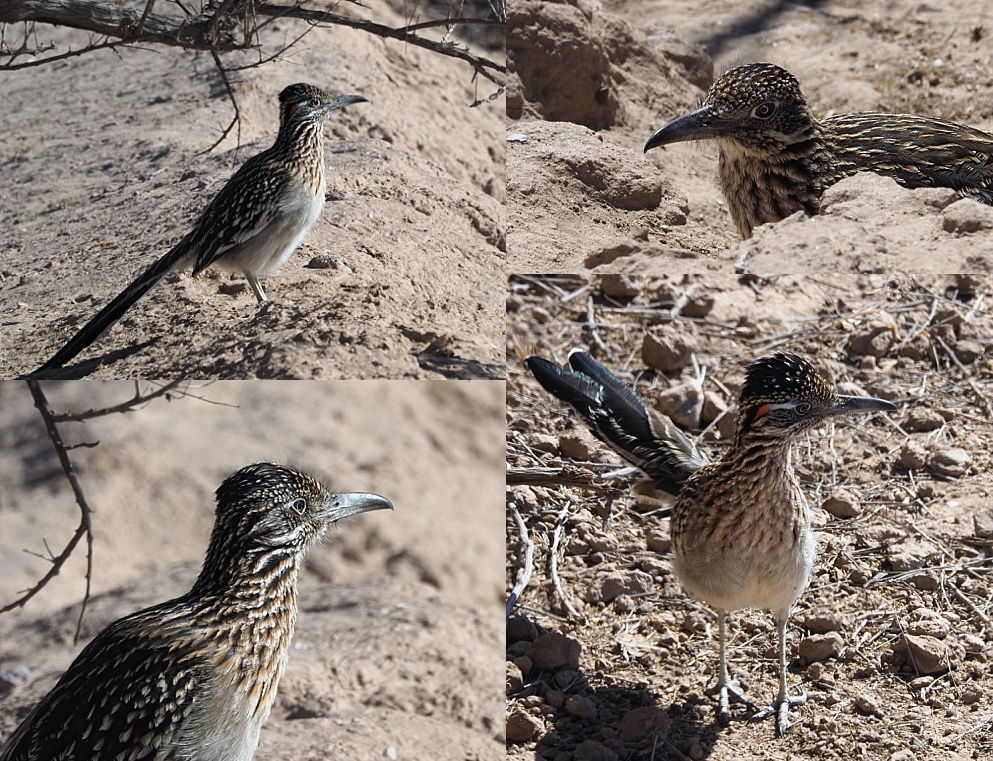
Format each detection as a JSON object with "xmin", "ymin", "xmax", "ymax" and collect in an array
[
  {"xmin": 322, "ymin": 491, "xmax": 393, "ymax": 522},
  {"xmin": 828, "ymin": 395, "xmax": 897, "ymax": 417},
  {"xmin": 644, "ymin": 104, "xmax": 714, "ymax": 152},
  {"xmin": 331, "ymin": 94, "xmax": 369, "ymax": 110}
]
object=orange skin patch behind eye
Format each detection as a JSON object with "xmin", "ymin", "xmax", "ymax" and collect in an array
[{"xmin": 754, "ymin": 403, "xmax": 771, "ymax": 419}]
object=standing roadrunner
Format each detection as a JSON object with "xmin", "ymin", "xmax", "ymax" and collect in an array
[
  {"xmin": 526, "ymin": 351, "xmax": 895, "ymax": 735},
  {"xmin": 0, "ymin": 463, "xmax": 392, "ymax": 760},
  {"xmin": 35, "ymin": 84, "xmax": 367, "ymax": 373},
  {"xmin": 644, "ymin": 62, "xmax": 993, "ymax": 238}
]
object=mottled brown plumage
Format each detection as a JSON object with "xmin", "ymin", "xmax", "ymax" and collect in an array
[
  {"xmin": 0, "ymin": 463, "xmax": 392, "ymax": 761},
  {"xmin": 644, "ymin": 63, "xmax": 993, "ymax": 238},
  {"xmin": 527, "ymin": 351, "xmax": 895, "ymax": 735},
  {"xmin": 36, "ymin": 84, "xmax": 367, "ymax": 373}
]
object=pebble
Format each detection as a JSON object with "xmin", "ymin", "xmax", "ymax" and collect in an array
[
  {"xmin": 926, "ymin": 445, "xmax": 971, "ymax": 477},
  {"xmin": 527, "ymin": 632, "xmax": 582, "ymax": 671},
  {"xmin": 799, "ymin": 632, "xmax": 844, "ymax": 662},
  {"xmin": 822, "ymin": 488, "xmax": 860, "ymax": 519},
  {"xmin": 642, "ymin": 330, "xmax": 695, "ymax": 372},
  {"xmin": 565, "ymin": 694, "xmax": 598, "ymax": 720},
  {"xmin": 618, "ymin": 705, "xmax": 672, "ymax": 742},
  {"xmin": 600, "ymin": 273, "xmax": 643, "ymax": 298},
  {"xmin": 506, "ymin": 708, "xmax": 543, "ymax": 743}
]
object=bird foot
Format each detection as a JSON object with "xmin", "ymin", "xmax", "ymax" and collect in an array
[
  {"xmin": 706, "ymin": 675, "xmax": 756, "ymax": 725},
  {"xmin": 750, "ymin": 689, "xmax": 807, "ymax": 736}
]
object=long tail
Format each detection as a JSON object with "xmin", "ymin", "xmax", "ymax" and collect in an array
[
  {"xmin": 525, "ymin": 351, "xmax": 709, "ymax": 496},
  {"xmin": 35, "ymin": 239, "xmax": 192, "ymax": 373}
]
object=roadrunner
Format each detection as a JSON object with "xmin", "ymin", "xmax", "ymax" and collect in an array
[
  {"xmin": 526, "ymin": 351, "xmax": 895, "ymax": 735},
  {"xmin": 0, "ymin": 463, "xmax": 392, "ymax": 760},
  {"xmin": 644, "ymin": 62, "xmax": 993, "ymax": 238},
  {"xmin": 35, "ymin": 84, "xmax": 367, "ymax": 373}
]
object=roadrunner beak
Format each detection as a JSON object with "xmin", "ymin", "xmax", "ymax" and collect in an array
[
  {"xmin": 330, "ymin": 94, "xmax": 369, "ymax": 110},
  {"xmin": 644, "ymin": 104, "xmax": 715, "ymax": 152},
  {"xmin": 321, "ymin": 492, "xmax": 393, "ymax": 522},
  {"xmin": 828, "ymin": 394, "xmax": 897, "ymax": 417}
]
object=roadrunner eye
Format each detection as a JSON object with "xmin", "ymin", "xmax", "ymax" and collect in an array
[
  {"xmin": 287, "ymin": 497, "xmax": 307, "ymax": 515},
  {"xmin": 751, "ymin": 101, "xmax": 776, "ymax": 119},
  {"xmin": 793, "ymin": 402, "xmax": 811, "ymax": 415}
]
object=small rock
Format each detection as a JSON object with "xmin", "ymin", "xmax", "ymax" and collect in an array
[
  {"xmin": 904, "ymin": 407, "xmax": 945, "ymax": 432},
  {"xmin": 306, "ymin": 253, "xmax": 349, "ymax": 271},
  {"xmin": 897, "ymin": 634, "xmax": 959, "ymax": 675},
  {"xmin": 960, "ymin": 685, "xmax": 983, "ymax": 705},
  {"xmin": 618, "ymin": 705, "xmax": 672, "ymax": 742},
  {"xmin": 545, "ymin": 688, "xmax": 565, "ymax": 708},
  {"xmin": 506, "ymin": 708, "xmax": 542, "ymax": 742},
  {"xmin": 941, "ymin": 198, "xmax": 993, "ymax": 234},
  {"xmin": 572, "ymin": 739, "xmax": 619, "ymax": 761},
  {"xmin": 641, "ymin": 330, "xmax": 695, "ymax": 372},
  {"xmin": 645, "ymin": 526, "xmax": 671, "ymax": 553},
  {"xmin": 889, "ymin": 551, "xmax": 922, "ymax": 572},
  {"xmin": 822, "ymin": 488, "xmax": 861, "ymax": 519},
  {"xmin": 600, "ymin": 273, "xmax": 643, "ymax": 298},
  {"xmin": 890, "ymin": 749, "xmax": 916, "ymax": 761},
  {"xmin": 679, "ymin": 291, "xmax": 715, "ymax": 318},
  {"xmin": 507, "ymin": 660, "xmax": 525, "ymax": 693},
  {"xmin": 559, "ymin": 431, "xmax": 599, "ymax": 461},
  {"xmin": 974, "ymin": 508, "xmax": 993, "ymax": 539},
  {"xmin": 899, "ymin": 441, "xmax": 928, "ymax": 470},
  {"xmin": 854, "ymin": 693, "xmax": 883, "ymax": 717},
  {"xmin": 587, "ymin": 570, "xmax": 653, "ymax": 603},
  {"xmin": 799, "ymin": 631, "xmax": 844, "ymax": 662},
  {"xmin": 565, "ymin": 694, "xmax": 598, "ymax": 720},
  {"xmin": 507, "ymin": 615, "xmax": 539, "ymax": 644},
  {"xmin": 656, "ymin": 381, "xmax": 703, "ymax": 429},
  {"xmin": 802, "ymin": 609, "xmax": 846, "ymax": 634},
  {"xmin": 527, "ymin": 632, "xmax": 582, "ymax": 671},
  {"xmin": 952, "ymin": 340, "xmax": 985, "ymax": 364},
  {"xmin": 906, "ymin": 608, "xmax": 951, "ymax": 639},
  {"xmin": 847, "ymin": 324, "xmax": 895, "ymax": 358},
  {"xmin": 926, "ymin": 446, "xmax": 971, "ymax": 477}
]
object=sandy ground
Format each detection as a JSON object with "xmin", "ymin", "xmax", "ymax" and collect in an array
[
  {"xmin": 0, "ymin": 0, "xmax": 505, "ymax": 379},
  {"xmin": 507, "ymin": 0, "xmax": 993, "ymax": 273},
  {"xmin": 0, "ymin": 380, "xmax": 505, "ymax": 759},
  {"xmin": 507, "ymin": 274, "xmax": 993, "ymax": 760}
]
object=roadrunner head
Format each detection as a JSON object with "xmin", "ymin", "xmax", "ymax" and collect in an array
[
  {"xmin": 207, "ymin": 463, "xmax": 393, "ymax": 565},
  {"xmin": 644, "ymin": 63, "xmax": 814, "ymax": 157},
  {"xmin": 736, "ymin": 353, "xmax": 895, "ymax": 441},
  {"xmin": 278, "ymin": 83, "xmax": 368, "ymax": 128}
]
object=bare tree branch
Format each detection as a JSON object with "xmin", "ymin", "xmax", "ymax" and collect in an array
[{"xmin": 2, "ymin": 382, "xmax": 96, "ymax": 645}]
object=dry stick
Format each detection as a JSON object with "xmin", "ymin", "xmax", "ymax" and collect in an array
[
  {"xmin": 585, "ymin": 295, "xmax": 609, "ymax": 356},
  {"xmin": 506, "ymin": 466, "xmax": 600, "ymax": 490},
  {"xmin": 507, "ymin": 493, "xmax": 534, "ymax": 619},
  {"xmin": 947, "ymin": 580, "xmax": 993, "ymax": 634},
  {"xmin": 52, "ymin": 379, "xmax": 188, "ymax": 423},
  {"xmin": 550, "ymin": 500, "xmax": 583, "ymax": 620},
  {"xmin": 3, "ymin": 382, "xmax": 95, "ymax": 644}
]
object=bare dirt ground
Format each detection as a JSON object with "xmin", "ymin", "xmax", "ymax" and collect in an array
[
  {"xmin": 0, "ymin": 0, "xmax": 505, "ymax": 379},
  {"xmin": 0, "ymin": 380, "xmax": 505, "ymax": 759},
  {"xmin": 506, "ymin": 274, "xmax": 993, "ymax": 760},
  {"xmin": 507, "ymin": 0, "xmax": 993, "ymax": 273}
]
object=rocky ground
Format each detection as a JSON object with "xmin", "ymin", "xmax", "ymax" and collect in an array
[
  {"xmin": 0, "ymin": 380, "xmax": 505, "ymax": 760},
  {"xmin": 507, "ymin": 274, "xmax": 993, "ymax": 761},
  {"xmin": 0, "ymin": 0, "xmax": 505, "ymax": 379},
  {"xmin": 507, "ymin": 0, "xmax": 993, "ymax": 273}
]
